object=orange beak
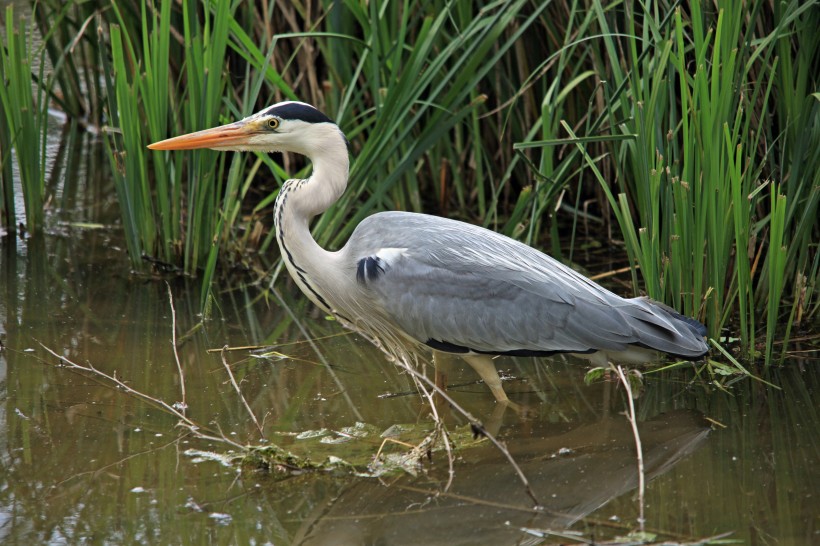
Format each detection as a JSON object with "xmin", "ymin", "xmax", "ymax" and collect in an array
[{"xmin": 148, "ymin": 120, "xmax": 257, "ymax": 151}]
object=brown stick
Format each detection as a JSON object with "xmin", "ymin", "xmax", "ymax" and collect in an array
[
  {"xmin": 38, "ymin": 343, "xmax": 246, "ymax": 451},
  {"xmin": 220, "ymin": 345, "xmax": 265, "ymax": 439},
  {"xmin": 166, "ymin": 282, "xmax": 187, "ymax": 415},
  {"xmin": 386, "ymin": 352, "xmax": 541, "ymax": 508},
  {"xmin": 613, "ymin": 364, "xmax": 645, "ymax": 530}
]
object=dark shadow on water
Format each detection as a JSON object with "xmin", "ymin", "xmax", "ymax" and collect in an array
[{"xmin": 290, "ymin": 410, "xmax": 710, "ymax": 545}]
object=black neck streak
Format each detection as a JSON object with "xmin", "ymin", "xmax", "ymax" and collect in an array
[{"xmin": 274, "ymin": 181, "xmax": 333, "ymax": 314}]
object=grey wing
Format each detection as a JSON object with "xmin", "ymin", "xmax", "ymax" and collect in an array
[{"xmin": 345, "ymin": 212, "xmax": 708, "ymax": 358}]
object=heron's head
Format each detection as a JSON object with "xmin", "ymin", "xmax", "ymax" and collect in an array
[{"xmin": 148, "ymin": 101, "xmax": 345, "ymax": 156}]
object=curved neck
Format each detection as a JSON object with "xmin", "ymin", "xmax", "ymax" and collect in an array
[
  {"xmin": 300, "ymin": 141, "xmax": 350, "ymax": 219},
  {"xmin": 273, "ymin": 125, "xmax": 349, "ymax": 311},
  {"xmin": 283, "ymin": 123, "xmax": 349, "ymax": 219}
]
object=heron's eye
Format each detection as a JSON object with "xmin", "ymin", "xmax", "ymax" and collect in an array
[{"xmin": 268, "ymin": 118, "xmax": 280, "ymax": 130}]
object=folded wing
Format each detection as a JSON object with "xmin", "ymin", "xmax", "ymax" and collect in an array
[{"xmin": 344, "ymin": 212, "xmax": 708, "ymax": 359}]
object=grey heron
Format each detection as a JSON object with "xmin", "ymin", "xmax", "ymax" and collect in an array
[{"xmin": 149, "ymin": 101, "xmax": 709, "ymax": 404}]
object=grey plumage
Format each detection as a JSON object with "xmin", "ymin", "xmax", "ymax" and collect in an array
[
  {"xmin": 149, "ymin": 101, "xmax": 709, "ymax": 403},
  {"xmin": 341, "ymin": 211, "xmax": 708, "ymax": 361}
]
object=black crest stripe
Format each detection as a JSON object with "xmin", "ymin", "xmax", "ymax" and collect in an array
[{"xmin": 263, "ymin": 102, "xmax": 334, "ymax": 124}]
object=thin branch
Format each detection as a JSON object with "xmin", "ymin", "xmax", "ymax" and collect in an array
[
  {"xmin": 166, "ymin": 282, "xmax": 187, "ymax": 414},
  {"xmin": 388, "ymin": 345, "xmax": 542, "ymax": 510},
  {"xmin": 394, "ymin": 483, "xmax": 561, "ymax": 517},
  {"xmin": 406, "ymin": 362, "xmax": 456, "ymax": 492},
  {"xmin": 38, "ymin": 343, "xmax": 246, "ymax": 451},
  {"xmin": 335, "ymin": 311, "xmax": 541, "ymax": 506},
  {"xmin": 205, "ymin": 331, "xmax": 351, "ymax": 353},
  {"xmin": 613, "ymin": 364, "xmax": 645, "ymax": 530},
  {"xmin": 52, "ymin": 435, "xmax": 189, "ymax": 490},
  {"xmin": 220, "ymin": 345, "xmax": 265, "ymax": 439}
]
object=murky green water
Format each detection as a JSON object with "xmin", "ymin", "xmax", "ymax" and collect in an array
[{"xmin": 1, "ymin": 130, "xmax": 818, "ymax": 545}]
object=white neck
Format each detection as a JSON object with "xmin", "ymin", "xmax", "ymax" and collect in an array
[
  {"xmin": 273, "ymin": 124, "xmax": 349, "ymax": 311},
  {"xmin": 296, "ymin": 133, "xmax": 349, "ymax": 218}
]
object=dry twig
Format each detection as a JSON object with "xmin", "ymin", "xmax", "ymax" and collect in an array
[
  {"xmin": 220, "ymin": 345, "xmax": 265, "ymax": 439},
  {"xmin": 166, "ymin": 282, "xmax": 187, "ymax": 414},
  {"xmin": 38, "ymin": 343, "xmax": 246, "ymax": 452},
  {"xmin": 354, "ymin": 324, "xmax": 542, "ymax": 508},
  {"xmin": 613, "ymin": 364, "xmax": 645, "ymax": 530}
]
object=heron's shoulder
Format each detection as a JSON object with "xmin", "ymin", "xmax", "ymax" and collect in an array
[
  {"xmin": 351, "ymin": 211, "xmax": 615, "ymax": 298},
  {"xmin": 354, "ymin": 211, "xmax": 506, "ymax": 242},
  {"xmin": 349, "ymin": 211, "xmax": 468, "ymax": 246},
  {"xmin": 356, "ymin": 211, "xmax": 458, "ymax": 228},
  {"xmin": 347, "ymin": 211, "xmax": 556, "ymax": 271}
]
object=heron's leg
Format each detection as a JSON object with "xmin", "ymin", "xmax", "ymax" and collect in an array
[
  {"xmin": 431, "ymin": 351, "xmax": 453, "ymax": 411},
  {"xmin": 462, "ymin": 354, "xmax": 509, "ymax": 404},
  {"xmin": 432, "ymin": 350, "xmax": 453, "ymax": 392}
]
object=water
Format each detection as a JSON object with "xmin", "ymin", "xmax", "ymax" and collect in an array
[{"xmin": 0, "ymin": 131, "xmax": 818, "ymax": 545}]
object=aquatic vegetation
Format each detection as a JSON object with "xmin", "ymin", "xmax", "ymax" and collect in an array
[
  {"xmin": 512, "ymin": 0, "xmax": 819, "ymax": 364},
  {"xmin": 0, "ymin": 5, "xmax": 48, "ymax": 232},
  {"xmin": 1, "ymin": 0, "xmax": 817, "ymax": 365}
]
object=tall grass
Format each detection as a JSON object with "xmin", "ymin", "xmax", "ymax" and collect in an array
[
  {"xmin": 316, "ymin": 0, "xmax": 551, "ymax": 248},
  {"xmin": 0, "ymin": 61, "xmax": 13, "ymax": 228},
  {"xmin": 1, "ymin": 0, "xmax": 118, "ymax": 231},
  {"xmin": 0, "ymin": 5, "xmax": 49, "ymax": 232},
  {"xmin": 3, "ymin": 0, "xmax": 818, "ymax": 363},
  {"xmin": 605, "ymin": 0, "xmax": 819, "ymax": 364},
  {"xmin": 514, "ymin": 0, "xmax": 818, "ymax": 364},
  {"xmin": 101, "ymin": 0, "xmax": 261, "ymax": 307}
]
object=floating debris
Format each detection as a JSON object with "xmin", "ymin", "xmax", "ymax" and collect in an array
[
  {"xmin": 320, "ymin": 422, "xmax": 377, "ymax": 444},
  {"xmin": 208, "ymin": 512, "xmax": 232, "ymax": 526},
  {"xmin": 295, "ymin": 428, "xmax": 329, "ymax": 440},
  {"xmin": 380, "ymin": 424, "xmax": 415, "ymax": 438},
  {"xmin": 185, "ymin": 449, "xmax": 241, "ymax": 468}
]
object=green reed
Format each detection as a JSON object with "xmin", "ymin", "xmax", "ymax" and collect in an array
[
  {"xmin": 99, "ymin": 0, "xmax": 247, "ymax": 306},
  {"xmin": 0, "ymin": 75, "xmax": 12, "ymax": 228},
  {"xmin": 515, "ymin": 0, "xmax": 817, "ymax": 364},
  {"xmin": 313, "ymin": 0, "xmax": 551, "ymax": 249},
  {"xmin": 0, "ymin": 5, "xmax": 48, "ymax": 232},
  {"xmin": 34, "ymin": 0, "xmax": 109, "ymax": 128}
]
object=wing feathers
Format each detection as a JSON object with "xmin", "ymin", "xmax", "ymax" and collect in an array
[{"xmin": 344, "ymin": 212, "xmax": 708, "ymax": 360}]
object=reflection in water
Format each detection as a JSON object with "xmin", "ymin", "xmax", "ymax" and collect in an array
[
  {"xmin": 0, "ymin": 137, "xmax": 818, "ymax": 543},
  {"xmin": 293, "ymin": 410, "xmax": 710, "ymax": 545}
]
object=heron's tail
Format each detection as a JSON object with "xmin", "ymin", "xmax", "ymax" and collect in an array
[{"xmin": 629, "ymin": 297, "xmax": 709, "ymax": 359}]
